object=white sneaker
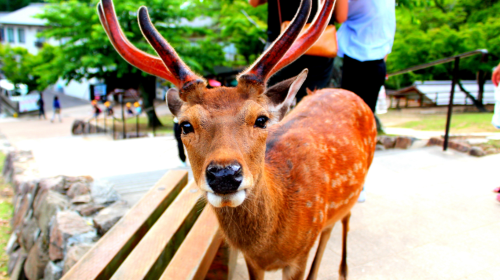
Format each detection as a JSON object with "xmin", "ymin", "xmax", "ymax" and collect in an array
[{"xmin": 358, "ymin": 189, "xmax": 366, "ymax": 203}]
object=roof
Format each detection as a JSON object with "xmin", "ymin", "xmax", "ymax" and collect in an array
[{"xmin": 0, "ymin": 3, "xmax": 48, "ymax": 26}]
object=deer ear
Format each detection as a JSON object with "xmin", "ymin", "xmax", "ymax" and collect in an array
[
  {"xmin": 264, "ymin": 69, "xmax": 308, "ymax": 121},
  {"xmin": 167, "ymin": 88, "xmax": 183, "ymax": 116}
]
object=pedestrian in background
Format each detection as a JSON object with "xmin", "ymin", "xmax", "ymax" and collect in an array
[
  {"xmin": 173, "ymin": 117, "xmax": 187, "ymax": 167},
  {"xmin": 337, "ymin": 0, "xmax": 396, "ymax": 114},
  {"xmin": 38, "ymin": 93, "xmax": 46, "ymax": 120},
  {"xmin": 51, "ymin": 95, "xmax": 62, "ymax": 122}
]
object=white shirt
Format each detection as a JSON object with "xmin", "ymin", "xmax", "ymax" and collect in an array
[{"xmin": 337, "ymin": 0, "xmax": 396, "ymax": 62}]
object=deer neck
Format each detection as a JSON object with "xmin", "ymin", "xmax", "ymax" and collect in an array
[{"xmin": 212, "ymin": 164, "xmax": 285, "ymax": 251}]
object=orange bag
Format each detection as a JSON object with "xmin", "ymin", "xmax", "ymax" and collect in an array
[{"xmin": 280, "ymin": 21, "xmax": 338, "ymax": 58}]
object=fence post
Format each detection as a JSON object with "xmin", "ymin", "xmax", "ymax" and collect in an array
[
  {"xmin": 443, "ymin": 57, "xmax": 460, "ymax": 151},
  {"xmin": 121, "ymin": 94, "xmax": 126, "ymax": 139},
  {"xmin": 136, "ymin": 114, "xmax": 139, "ymax": 138}
]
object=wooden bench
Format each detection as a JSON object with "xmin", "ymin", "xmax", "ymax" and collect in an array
[{"xmin": 62, "ymin": 170, "xmax": 236, "ymax": 280}]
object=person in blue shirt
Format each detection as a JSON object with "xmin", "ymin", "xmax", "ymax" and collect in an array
[
  {"xmin": 337, "ymin": 0, "xmax": 396, "ymax": 113},
  {"xmin": 51, "ymin": 95, "xmax": 62, "ymax": 122}
]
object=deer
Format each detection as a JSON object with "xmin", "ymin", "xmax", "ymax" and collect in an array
[{"xmin": 97, "ymin": 0, "xmax": 377, "ymax": 279}]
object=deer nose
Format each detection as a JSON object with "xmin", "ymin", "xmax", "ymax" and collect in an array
[{"xmin": 206, "ymin": 163, "xmax": 243, "ymax": 194}]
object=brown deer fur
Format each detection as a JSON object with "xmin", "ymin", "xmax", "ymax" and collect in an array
[{"xmin": 170, "ymin": 79, "xmax": 377, "ymax": 279}]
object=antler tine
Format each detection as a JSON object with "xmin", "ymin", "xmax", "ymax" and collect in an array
[
  {"xmin": 137, "ymin": 7, "xmax": 205, "ymax": 94},
  {"xmin": 98, "ymin": 0, "xmax": 176, "ymax": 83},
  {"xmin": 239, "ymin": 0, "xmax": 312, "ymax": 85},
  {"xmin": 269, "ymin": 0, "xmax": 337, "ymax": 77}
]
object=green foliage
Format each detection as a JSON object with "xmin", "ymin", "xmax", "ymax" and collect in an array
[
  {"xmin": 387, "ymin": 0, "xmax": 500, "ymax": 89},
  {"xmin": 0, "ymin": 0, "xmax": 38, "ymax": 12},
  {"xmin": 35, "ymin": 0, "xmax": 226, "ymax": 84},
  {"xmin": 217, "ymin": 0, "xmax": 267, "ymax": 65}
]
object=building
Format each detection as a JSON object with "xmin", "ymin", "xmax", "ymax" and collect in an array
[{"xmin": 0, "ymin": 3, "xmax": 58, "ymax": 54}]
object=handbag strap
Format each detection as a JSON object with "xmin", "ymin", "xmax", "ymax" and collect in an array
[{"xmin": 277, "ymin": 0, "xmax": 282, "ymax": 26}]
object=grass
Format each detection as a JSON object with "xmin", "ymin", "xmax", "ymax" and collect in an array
[
  {"xmin": 381, "ymin": 112, "xmax": 499, "ymax": 133},
  {"xmin": 0, "ymin": 152, "xmax": 12, "ymax": 279}
]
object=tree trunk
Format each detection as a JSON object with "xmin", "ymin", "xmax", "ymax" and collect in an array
[{"xmin": 139, "ymin": 75, "xmax": 163, "ymax": 128}]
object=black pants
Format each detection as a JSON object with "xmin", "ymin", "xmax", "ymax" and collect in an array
[
  {"xmin": 173, "ymin": 123, "xmax": 186, "ymax": 163},
  {"xmin": 268, "ymin": 55, "xmax": 334, "ymax": 103},
  {"xmin": 341, "ymin": 55, "xmax": 386, "ymax": 113}
]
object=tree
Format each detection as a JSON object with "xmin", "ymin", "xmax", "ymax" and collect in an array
[
  {"xmin": 387, "ymin": 0, "xmax": 500, "ymax": 89},
  {"xmin": 36, "ymin": 0, "xmax": 225, "ymax": 127},
  {"xmin": 216, "ymin": 0, "xmax": 267, "ymax": 65}
]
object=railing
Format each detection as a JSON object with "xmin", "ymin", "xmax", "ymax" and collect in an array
[{"xmin": 387, "ymin": 49, "xmax": 489, "ymax": 151}]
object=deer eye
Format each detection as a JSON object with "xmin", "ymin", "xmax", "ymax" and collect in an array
[
  {"xmin": 254, "ymin": 116, "xmax": 269, "ymax": 129},
  {"xmin": 180, "ymin": 122, "xmax": 194, "ymax": 134}
]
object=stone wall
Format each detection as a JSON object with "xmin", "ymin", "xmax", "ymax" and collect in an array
[{"xmin": 3, "ymin": 151, "xmax": 130, "ymax": 280}]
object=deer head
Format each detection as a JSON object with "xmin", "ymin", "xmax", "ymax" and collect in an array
[{"xmin": 98, "ymin": 0, "xmax": 336, "ymax": 208}]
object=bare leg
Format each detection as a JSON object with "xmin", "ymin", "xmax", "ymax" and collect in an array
[
  {"xmin": 245, "ymin": 257, "xmax": 265, "ymax": 280},
  {"xmin": 339, "ymin": 212, "xmax": 351, "ymax": 280},
  {"xmin": 306, "ymin": 227, "xmax": 333, "ymax": 280}
]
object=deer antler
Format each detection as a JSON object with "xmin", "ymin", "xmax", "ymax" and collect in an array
[
  {"xmin": 269, "ymin": 0, "xmax": 337, "ymax": 77},
  {"xmin": 97, "ymin": 0, "xmax": 175, "ymax": 83},
  {"xmin": 98, "ymin": 0, "xmax": 204, "ymax": 94},
  {"xmin": 238, "ymin": 0, "xmax": 312, "ymax": 85},
  {"xmin": 137, "ymin": 7, "xmax": 205, "ymax": 94}
]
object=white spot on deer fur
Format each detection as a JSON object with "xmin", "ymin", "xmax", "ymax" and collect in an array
[
  {"xmin": 319, "ymin": 197, "xmax": 324, "ymax": 204},
  {"xmin": 312, "ymin": 216, "xmax": 317, "ymax": 223},
  {"xmin": 348, "ymin": 192, "xmax": 354, "ymax": 199},
  {"xmin": 331, "ymin": 180, "xmax": 337, "ymax": 188},
  {"xmin": 341, "ymin": 154, "xmax": 347, "ymax": 162},
  {"xmin": 344, "ymin": 199, "xmax": 349, "ymax": 205},
  {"xmin": 306, "ymin": 201, "xmax": 312, "ymax": 208},
  {"xmin": 319, "ymin": 211, "xmax": 324, "ymax": 222}
]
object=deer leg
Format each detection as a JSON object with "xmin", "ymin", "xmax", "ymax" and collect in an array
[
  {"xmin": 306, "ymin": 227, "xmax": 334, "ymax": 280},
  {"xmin": 339, "ymin": 212, "xmax": 351, "ymax": 280},
  {"xmin": 245, "ymin": 257, "xmax": 265, "ymax": 280}
]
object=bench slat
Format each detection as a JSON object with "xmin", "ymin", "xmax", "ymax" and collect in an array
[
  {"xmin": 62, "ymin": 170, "xmax": 188, "ymax": 280},
  {"xmin": 159, "ymin": 206, "xmax": 222, "ymax": 280},
  {"xmin": 110, "ymin": 181, "xmax": 203, "ymax": 280}
]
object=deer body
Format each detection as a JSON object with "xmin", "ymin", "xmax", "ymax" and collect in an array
[
  {"xmin": 98, "ymin": 0, "xmax": 377, "ymax": 278},
  {"xmin": 213, "ymin": 88, "xmax": 376, "ymax": 275}
]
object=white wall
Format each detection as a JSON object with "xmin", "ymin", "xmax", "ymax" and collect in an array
[{"xmin": 1, "ymin": 24, "xmax": 57, "ymax": 54}]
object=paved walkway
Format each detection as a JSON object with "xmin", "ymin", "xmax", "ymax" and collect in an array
[{"xmin": 1, "ymin": 107, "xmax": 499, "ymax": 279}]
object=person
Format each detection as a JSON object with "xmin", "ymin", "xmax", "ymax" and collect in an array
[
  {"xmin": 173, "ymin": 117, "xmax": 187, "ymax": 166},
  {"xmin": 492, "ymin": 62, "xmax": 500, "ymax": 129},
  {"xmin": 51, "ymin": 95, "xmax": 62, "ymax": 122},
  {"xmin": 126, "ymin": 102, "xmax": 135, "ymax": 116},
  {"xmin": 493, "ymin": 62, "xmax": 500, "ymax": 87},
  {"xmin": 92, "ymin": 100, "xmax": 102, "ymax": 118},
  {"xmin": 337, "ymin": 0, "xmax": 396, "ymax": 113},
  {"xmin": 104, "ymin": 101, "xmax": 114, "ymax": 116},
  {"xmin": 336, "ymin": 1, "xmax": 396, "ymax": 202},
  {"xmin": 37, "ymin": 93, "xmax": 46, "ymax": 120},
  {"xmin": 249, "ymin": 0, "xmax": 348, "ymax": 103}
]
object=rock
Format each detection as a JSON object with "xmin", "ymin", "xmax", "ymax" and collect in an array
[
  {"xmin": 6, "ymin": 231, "xmax": 20, "ymax": 255},
  {"xmin": 448, "ymin": 140, "xmax": 470, "ymax": 153},
  {"xmin": 34, "ymin": 190, "xmax": 69, "ymax": 236},
  {"xmin": 49, "ymin": 211, "xmax": 94, "ymax": 261},
  {"xmin": 19, "ymin": 218, "xmax": 40, "ymax": 253},
  {"xmin": 71, "ymin": 194, "xmax": 91, "ymax": 205},
  {"xmin": 485, "ymin": 147, "xmax": 498, "ymax": 155},
  {"xmin": 10, "ymin": 247, "xmax": 27, "ymax": 280},
  {"xmin": 93, "ymin": 201, "xmax": 129, "ymax": 235},
  {"xmin": 44, "ymin": 261, "xmax": 63, "ymax": 280},
  {"xmin": 378, "ymin": 136, "xmax": 396, "ymax": 149},
  {"xmin": 395, "ymin": 136, "xmax": 413, "ymax": 149},
  {"xmin": 90, "ymin": 180, "xmax": 120, "ymax": 205},
  {"xmin": 63, "ymin": 243, "xmax": 95, "ymax": 274},
  {"xmin": 469, "ymin": 146, "xmax": 486, "ymax": 157},
  {"xmin": 427, "ymin": 137, "xmax": 444, "ymax": 146},
  {"xmin": 39, "ymin": 176, "xmax": 66, "ymax": 194},
  {"xmin": 12, "ymin": 194, "xmax": 31, "ymax": 231},
  {"xmin": 67, "ymin": 182, "xmax": 90, "ymax": 199},
  {"xmin": 375, "ymin": 144, "xmax": 385, "ymax": 151},
  {"xmin": 24, "ymin": 237, "xmax": 49, "ymax": 280},
  {"xmin": 73, "ymin": 203, "xmax": 105, "ymax": 217}
]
